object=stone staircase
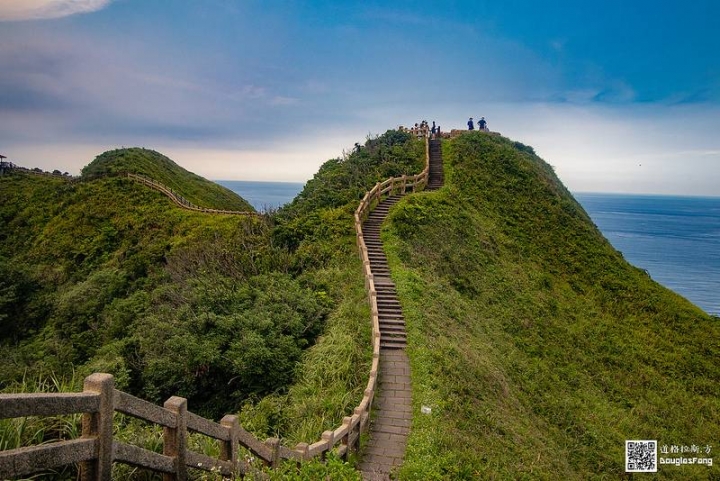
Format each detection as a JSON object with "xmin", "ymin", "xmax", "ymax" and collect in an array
[
  {"xmin": 362, "ymin": 195, "xmax": 407, "ymax": 350},
  {"xmin": 358, "ymin": 139, "xmax": 444, "ymax": 479},
  {"xmin": 359, "ymin": 194, "xmax": 411, "ymax": 479},
  {"xmin": 427, "ymin": 138, "xmax": 444, "ymax": 190}
]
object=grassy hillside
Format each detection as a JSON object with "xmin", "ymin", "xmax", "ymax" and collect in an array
[
  {"xmin": 381, "ymin": 133, "xmax": 720, "ymax": 479},
  {"xmin": 81, "ymin": 147, "xmax": 254, "ymax": 211},
  {"xmin": 0, "ymin": 171, "xmax": 301, "ymax": 416},
  {"xmin": 0, "ymin": 131, "xmax": 424, "ymax": 478}
]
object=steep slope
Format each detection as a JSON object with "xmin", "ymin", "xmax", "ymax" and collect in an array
[
  {"xmin": 0, "ymin": 130, "xmax": 425, "ymax": 456},
  {"xmin": 383, "ymin": 133, "xmax": 719, "ymax": 479},
  {"xmin": 81, "ymin": 147, "xmax": 254, "ymax": 212},
  {"xmin": 0, "ymin": 161, "xmax": 305, "ymax": 418}
]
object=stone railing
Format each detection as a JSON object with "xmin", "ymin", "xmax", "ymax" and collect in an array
[
  {"xmin": 0, "ymin": 373, "xmax": 363, "ymax": 479},
  {"xmin": 0, "ymin": 137, "xmax": 431, "ymax": 480}
]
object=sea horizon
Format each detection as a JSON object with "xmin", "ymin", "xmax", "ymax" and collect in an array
[
  {"xmin": 215, "ymin": 179, "xmax": 305, "ymax": 212},
  {"xmin": 215, "ymin": 180, "xmax": 719, "ymax": 317},
  {"xmin": 575, "ymin": 192, "xmax": 720, "ymax": 317}
]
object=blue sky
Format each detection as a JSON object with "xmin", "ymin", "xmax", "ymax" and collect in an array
[{"xmin": 1, "ymin": 0, "xmax": 719, "ymax": 194}]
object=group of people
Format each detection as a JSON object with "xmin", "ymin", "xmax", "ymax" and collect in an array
[
  {"xmin": 401, "ymin": 116, "xmax": 491, "ymax": 138},
  {"xmin": 467, "ymin": 117, "xmax": 488, "ymax": 131},
  {"xmin": 404, "ymin": 120, "xmax": 442, "ymax": 139}
]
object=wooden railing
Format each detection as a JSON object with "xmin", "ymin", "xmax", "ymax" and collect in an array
[
  {"xmin": 352, "ymin": 133, "xmax": 430, "ymax": 353},
  {"xmin": 126, "ymin": 173, "xmax": 258, "ymax": 216},
  {"xmin": 0, "ymin": 136, "xmax": 432, "ymax": 479}
]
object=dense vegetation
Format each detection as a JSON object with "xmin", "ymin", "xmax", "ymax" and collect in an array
[
  {"xmin": 0, "ymin": 130, "xmax": 423, "ymax": 478},
  {"xmin": 380, "ymin": 132, "xmax": 720, "ymax": 479},
  {"xmin": 4, "ymin": 128, "xmax": 717, "ymax": 480},
  {"xmin": 81, "ymin": 147, "xmax": 254, "ymax": 211}
]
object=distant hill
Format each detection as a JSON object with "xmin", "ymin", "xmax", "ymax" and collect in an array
[
  {"xmin": 0, "ymin": 130, "xmax": 423, "ymax": 430},
  {"xmin": 81, "ymin": 147, "xmax": 254, "ymax": 212},
  {"xmin": 383, "ymin": 132, "xmax": 720, "ymax": 479}
]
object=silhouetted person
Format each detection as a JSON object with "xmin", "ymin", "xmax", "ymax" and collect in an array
[
  {"xmin": 478, "ymin": 117, "xmax": 487, "ymax": 131},
  {"xmin": 468, "ymin": 117, "xmax": 474, "ymax": 130}
]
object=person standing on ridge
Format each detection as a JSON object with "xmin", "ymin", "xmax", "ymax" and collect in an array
[
  {"xmin": 467, "ymin": 117, "xmax": 474, "ymax": 130},
  {"xmin": 478, "ymin": 117, "xmax": 487, "ymax": 131}
]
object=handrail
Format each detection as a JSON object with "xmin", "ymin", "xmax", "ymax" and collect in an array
[
  {"xmin": 125, "ymin": 173, "xmax": 258, "ymax": 216},
  {"xmin": 0, "ymin": 134, "xmax": 432, "ymax": 479},
  {"xmin": 2, "ymin": 166, "xmax": 257, "ymax": 216}
]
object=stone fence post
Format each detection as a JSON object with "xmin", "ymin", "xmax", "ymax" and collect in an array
[
  {"xmin": 164, "ymin": 396, "xmax": 188, "ymax": 481},
  {"xmin": 80, "ymin": 373, "xmax": 115, "ymax": 481}
]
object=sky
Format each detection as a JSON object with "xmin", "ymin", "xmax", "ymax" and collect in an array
[{"xmin": 1, "ymin": 0, "xmax": 719, "ymax": 195}]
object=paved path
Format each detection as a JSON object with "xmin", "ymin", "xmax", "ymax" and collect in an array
[
  {"xmin": 359, "ymin": 139, "xmax": 443, "ymax": 479},
  {"xmin": 359, "ymin": 349, "xmax": 413, "ymax": 480},
  {"xmin": 358, "ymin": 195, "xmax": 412, "ymax": 480}
]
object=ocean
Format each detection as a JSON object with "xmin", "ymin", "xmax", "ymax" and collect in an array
[
  {"xmin": 215, "ymin": 180, "xmax": 305, "ymax": 212},
  {"xmin": 216, "ymin": 181, "xmax": 720, "ymax": 317},
  {"xmin": 575, "ymin": 193, "xmax": 720, "ymax": 316}
]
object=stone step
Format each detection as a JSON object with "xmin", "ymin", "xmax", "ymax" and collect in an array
[
  {"xmin": 382, "ymin": 334, "xmax": 407, "ymax": 342},
  {"xmin": 377, "ymin": 298, "xmax": 401, "ymax": 304},
  {"xmin": 376, "ymin": 291, "xmax": 398, "ymax": 297},
  {"xmin": 380, "ymin": 325, "xmax": 406, "ymax": 333}
]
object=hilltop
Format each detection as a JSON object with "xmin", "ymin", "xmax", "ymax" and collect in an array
[
  {"xmin": 381, "ymin": 132, "xmax": 720, "ymax": 479},
  {"xmin": 81, "ymin": 147, "xmax": 254, "ymax": 212}
]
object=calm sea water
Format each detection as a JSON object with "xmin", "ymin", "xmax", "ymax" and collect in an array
[
  {"xmin": 216, "ymin": 180, "xmax": 304, "ymax": 212},
  {"xmin": 575, "ymin": 193, "xmax": 720, "ymax": 316}
]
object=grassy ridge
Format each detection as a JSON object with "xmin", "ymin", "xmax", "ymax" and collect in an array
[
  {"xmin": 383, "ymin": 133, "xmax": 719, "ymax": 479},
  {"xmin": 81, "ymin": 147, "xmax": 254, "ymax": 211},
  {"xmin": 0, "ymin": 132, "xmax": 424, "ymax": 478},
  {"xmin": 0, "ymin": 171, "xmax": 287, "ymax": 411}
]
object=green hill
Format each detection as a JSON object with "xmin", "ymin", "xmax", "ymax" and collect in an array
[
  {"xmin": 0, "ymin": 169, "xmax": 290, "ymax": 415},
  {"xmin": 0, "ymin": 130, "xmax": 422, "ymax": 429},
  {"xmin": 381, "ymin": 133, "xmax": 719, "ymax": 479},
  {"xmin": 2, "ymin": 131, "xmax": 717, "ymax": 479},
  {"xmin": 81, "ymin": 147, "xmax": 254, "ymax": 212}
]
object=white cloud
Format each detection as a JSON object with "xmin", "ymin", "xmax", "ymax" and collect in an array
[{"xmin": 0, "ymin": 0, "xmax": 113, "ymax": 21}]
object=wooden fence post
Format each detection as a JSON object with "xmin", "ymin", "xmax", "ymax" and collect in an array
[
  {"xmin": 163, "ymin": 396, "xmax": 188, "ymax": 481},
  {"xmin": 220, "ymin": 415, "xmax": 239, "ymax": 473},
  {"xmin": 80, "ymin": 373, "xmax": 114, "ymax": 481},
  {"xmin": 294, "ymin": 442, "xmax": 310, "ymax": 463}
]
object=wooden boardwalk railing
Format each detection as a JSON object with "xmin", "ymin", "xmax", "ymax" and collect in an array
[
  {"xmin": 0, "ymin": 135, "xmax": 431, "ymax": 480},
  {"xmin": 125, "ymin": 173, "xmax": 258, "ymax": 216},
  {"xmin": 0, "ymin": 373, "xmax": 363, "ymax": 479}
]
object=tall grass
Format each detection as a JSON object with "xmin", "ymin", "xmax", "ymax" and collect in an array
[{"xmin": 385, "ymin": 133, "xmax": 720, "ymax": 479}]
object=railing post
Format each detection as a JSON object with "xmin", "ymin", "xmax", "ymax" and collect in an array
[
  {"xmin": 350, "ymin": 413, "xmax": 361, "ymax": 453},
  {"xmin": 294, "ymin": 442, "xmax": 310, "ymax": 462},
  {"xmin": 220, "ymin": 415, "xmax": 239, "ymax": 474},
  {"xmin": 340, "ymin": 416, "xmax": 352, "ymax": 459},
  {"xmin": 320, "ymin": 431, "xmax": 334, "ymax": 461},
  {"xmin": 164, "ymin": 396, "xmax": 188, "ymax": 481},
  {"xmin": 80, "ymin": 373, "xmax": 114, "ymax": 481},
  {"xmin": 266, "ymin": 437, "xmax": 281, "ymax": 468}
]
